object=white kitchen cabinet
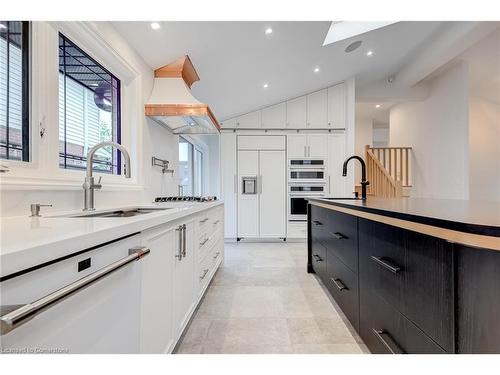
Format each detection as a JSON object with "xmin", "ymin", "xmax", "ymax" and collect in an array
[
  {"xmin": 287, "ymin": 134, "xmax": 308, "ymax": 158},
  {"xmin": 307, "ymin": 89, "xmax": 328, "ymax": 128},
  {"xmin": 236, "ymin": 111, "xmax": 261, "ymax": 129},
  {"xmin": 140, "ymin": 225, "xmax": 174, "ymax": 353},
  {"xmin": 307, "ymin": 134, "xmax": 329, "ymax": 159},
  {"xmin": 327, "ymin": 82, "xmax": 346, "ymax": 129},
  {"xmin": 238, "ymin": 135, "xmax": 286, "ymax": 150},
  {"xmin": 287, "ymin": 134, "xmax": 328, "ymax": 159},
  {"xmin": 237, "ymin": 150, "xmax": 259, "ymax": 237},
  {"xmin": 328, "ymin": 132, "xmax": 348, "ymax": 196},
  {"xmin": 286, "ymin": 96, "xmax": 307, "ymax": 128},
  {"xmin": 259, "ymin": 150, "xmax": 286, "ymax": 237},
  {"xmin": 261, "ymin": 103, "xmax": 286, "ymax": 129},
  {"xmin": 172, "ymin": 220, "xmax": 196, "ymax": 341},
  {"xmin": 220, "ymin": 117, "xmax": 237, "ymax": 129},
  {"xmin": 221, "ymin": 133, "xmax": 237, "ymax": 239}
]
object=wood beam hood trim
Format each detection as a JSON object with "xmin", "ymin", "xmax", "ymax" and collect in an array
[
  {"xmin": 144, "ymin": 104, "xmax": 221, "ymax": 131},
  {"xmin": 154, "ymin": 55, "xmax": 200, "ymax": 88}
]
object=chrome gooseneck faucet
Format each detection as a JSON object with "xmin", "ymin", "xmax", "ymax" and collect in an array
[
  {"xmin": 83, "ymin": 141, "xmax": 131, "ymax": 211},
  {"xmin": 342, "ymin": 155, "xmax": 370, "ymax": 200}
]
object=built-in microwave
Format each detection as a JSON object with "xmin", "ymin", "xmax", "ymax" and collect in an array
[
  {"xmin": 289, "ymin": 168, "xmax": 326, "ymax": 183},
  {"xmin": 288, "ymin": 184, "xmax": 326, "ymax": 221}
]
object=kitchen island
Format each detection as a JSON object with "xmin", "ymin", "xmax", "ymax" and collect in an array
[{"xmin": 307, "ymin": 197, "xmax": 500, "ymax": 354}]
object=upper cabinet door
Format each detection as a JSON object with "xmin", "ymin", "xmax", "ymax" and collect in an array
[
  {"xmin": 261, "ymin": 103, "xmax": 286, "ymax": 129},
  {"xmin": 307, "ymin": 89, "xmax": 328, "ymax": 128},
  {"xmin": 307, "ymin": 134, "xmax": 329, "ymax": 159},
  {"xmin": 286, "ymin": 96, "xmax": 307, "ymax": 129},
  {"xmin": 237, "ymin": 111, "xmax": 261, "ymax": 129},
  {"xmin": 287, "ymin": 134, "xmax": 308, "ymax": 159},
  {"xmin": 220, "ymin": 117, "xmax": 238, "ymax": 129},
  {"xmin": 328, "ymin": 83, "xmax": 346, "ymax": 129}
]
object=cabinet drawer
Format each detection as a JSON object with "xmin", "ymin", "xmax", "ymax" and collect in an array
[
  {"xmin": 311, "ymin": 239, "xmax": 327, "ymax": 279},
  {"xmin": 360, "ymin": 288, "xmax": 446, "ymax": 354},
  {"xmin": 325, "ymin": 251, "xmax": 359, "ymax": 330},
  {"xmin": 359, "ymin": 219, "xmax": 454, "ymax": 352},
  {"xmin": 323, "ymin": 210, "xmax": 358, "ymax": 272},
  {"xmin": 310, "ymin": 206, "xmax": 329, "ymax": 245}
]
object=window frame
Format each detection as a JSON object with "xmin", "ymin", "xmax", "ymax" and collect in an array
[
  {"xmin": 58, "ymin": 33, "xmax": 122, "ymax": 175},
  {"xmin": 179, "ymin": 135, "xmax": 207, "ymax": 196},
  {"xmin": 0, "ymin": 21, "xmax": 30, "ymax": 162},
  {"xmin": 0, "ymin": 22, "xmax": 144, "ymax": 191}
]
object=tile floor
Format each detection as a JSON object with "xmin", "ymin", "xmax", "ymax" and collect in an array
[{"xmin": 174, "ymin": 241, "xmax": 369, "ymax": 354}]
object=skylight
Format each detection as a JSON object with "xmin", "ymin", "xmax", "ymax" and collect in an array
[{"xmin": 323, "ymin": 21, "xmax": 398, "ymax": 46}]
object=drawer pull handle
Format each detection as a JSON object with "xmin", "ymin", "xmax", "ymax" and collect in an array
[
  {"xmin": 200, "ymin": 238, "xmax": 209, "ymax": 246},
  {"xmin": 331, "ymin": 278, "xmax": 348, "ymax": 291},
  {"xmin": 370, "ymin": 256, "xmax": 402, "ymax": 274},
  {"xmin": 213, "ymin": 251, "xmax": 220, "ymax": 259},
  {"xmin": 312, "ymin": 220, "xmax": 323, "ymax": 226},
  {"xmin": 332, "ymin": 232, "xmax": 347, "ymax": 240},
  {"xmin": 200, "ymin": 269, "xmax": 209, "ymax": 280},
  {"xmin": 213, "ymin": 220, "xmax": 220, "ymax": 225},
  {"xmin": 200, "ymin": 218, "xmax": 209, "ymax": 223},
  {"xmin": 372, "ymin": 328, "xmax": 405, "ymax": 354},
  {"xmin": 313, "ymin": 254, "xmax": 323, "ymax": 262}
]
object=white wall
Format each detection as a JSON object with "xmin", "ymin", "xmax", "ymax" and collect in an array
[
  {"xmin": 0, "ymin": 22, "xmax": 181, "ymax": 216},
  {"xmin": 373, "ymin": 125, "xmax": 389, "ymax": 147},
  {"xmin": 390, "ymin": 62, "xmax": 470, "ymax": 199},
  {"xmin": 469, "ymin": 97, "xmax": 500, "ymax": 201},
  {"xmin": 354, "ymin": 118, "xmax": 373, "ymax": 182}
]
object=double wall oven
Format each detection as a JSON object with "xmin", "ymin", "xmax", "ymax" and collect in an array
[{"xmin": 288, "ymin": 159, "xmax": 327, "ymax": 221}]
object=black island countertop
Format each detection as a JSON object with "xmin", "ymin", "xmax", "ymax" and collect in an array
[{"xmin": 307, "ymin": 197, "xmax": 500, "ymax": 240}]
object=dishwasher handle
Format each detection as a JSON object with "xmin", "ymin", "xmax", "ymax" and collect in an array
[{"xmin": 0, "ymin": 246, "xmax": 150, "ymax": 336}]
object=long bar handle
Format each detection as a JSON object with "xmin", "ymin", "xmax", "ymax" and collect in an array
[
  {"xmin": 175, "ymin": 225, "xmax": 183, "ymax": 260},
  {"xmin": 331, "ymin": 278, "xmax": 348, "ymax": 291},
  {"xmin": 372, "ymin": 328, "xmax": 405, "ymax": 354},
  {"xmin": 0, "ymin": 246, "xmax": 150, "ymax": 336},
  {"xmin": 370, "ymin": 256, "xmax": 402, "ymax": 274},
  {"xmin": 182, "ymin": 224, "xmax": 187, "ymax": 258}
]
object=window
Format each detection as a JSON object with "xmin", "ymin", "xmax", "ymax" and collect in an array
[
  {"xmin": 58, "ymin": 34, "xmax": 121, "ymax": 174},
  {"xmin": 178, "ymin": 137, "xmax": 204, "ymax": 196},
  {"xmin": 0, "ymin": 21, "xmax": 29, "ymax": 161}
]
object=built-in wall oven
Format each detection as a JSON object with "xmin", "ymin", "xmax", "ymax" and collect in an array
[
  {"xmin": 288, "ymin": 184, "xmax": 326, "ymax": 221},
  {"xmin": 289, "ymin": 159, "xmax": 326, "ymax": 184}
]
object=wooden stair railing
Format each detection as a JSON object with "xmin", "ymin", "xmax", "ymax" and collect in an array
[
  {"xmin": 365, "ymin": 145, "xmax": 404, "ymax": 198},
  {"xmin": 366, "ymin": 145, "xmax": 413, "ymax": 187}
]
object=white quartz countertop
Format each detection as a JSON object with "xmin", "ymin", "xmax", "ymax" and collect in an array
[{"xmin": 0, "ymin": 201, "xmax": 223, "ymax": 278}]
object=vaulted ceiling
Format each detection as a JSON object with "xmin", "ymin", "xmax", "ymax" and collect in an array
[{"xmin": 112, "ymin": 21, "xmax": 445, "ymax": 120}]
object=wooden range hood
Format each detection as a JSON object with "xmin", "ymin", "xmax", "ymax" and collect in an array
[{"xmin": 145, "ymin": 55, "xmax": 221, "ymax": 134}]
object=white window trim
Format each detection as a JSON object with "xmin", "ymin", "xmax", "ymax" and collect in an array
[
  {"xmin": 180, "ymin": 134, "xmax": 209, "ymax": 196},
  {"xmin": 0, "ymin": 22, "xmax": 145, "ymax": 191}
]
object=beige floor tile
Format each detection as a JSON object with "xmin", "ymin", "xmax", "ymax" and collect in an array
[
  {"xmin": 174, "ymin": 241, "xmax": 365, "ymax": 354},
  {"xmin": 204, "ymin": 318, "xmax": 291, "ymax": 351},
  {"xmin": 292, "ymin": 343, "xmax": 364, "ymax": 354},
  {"xmin": 229, "ymin": 286, "xmax": 285, "ymax": 318}
]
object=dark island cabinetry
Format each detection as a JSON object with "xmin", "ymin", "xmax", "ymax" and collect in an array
[{"xmin": 308, "ymin": 203, "xmax": 500, "ymax": 354}]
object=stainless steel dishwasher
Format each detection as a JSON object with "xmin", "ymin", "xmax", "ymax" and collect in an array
[{"xmin": 0, "ymin": 234, "xmax": 148, "ymax": 354}]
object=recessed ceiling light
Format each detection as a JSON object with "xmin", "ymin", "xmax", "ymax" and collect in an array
[
  {"xmin": 375, "ymin": 104, "xmax": 381, "ymax": 108},
  {"xmin": 150, "ymin": 22, "xmax": 161, "ymax": 30},
  {"xmin": 265, "ymin": 28, "xmax": 273, "ymax": 35},
  {"xmin": 263, "ymin": 83, "xmax": 269, "ymax": 89},
  {"xmin": 345, "ymin": 40, "xmax": 362, "ymax": 53},
  {"xmin": 314, "ymin": 67, "xmax": 320, "ymax": 73},
  {"xmin": 366, "ymin": 50, "xmax": 374, "ymax": 56}
]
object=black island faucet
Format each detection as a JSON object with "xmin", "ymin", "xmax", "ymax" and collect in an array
[{"xmin": 342, "ymin": 155, "xmax": 370, "ymax": 200}]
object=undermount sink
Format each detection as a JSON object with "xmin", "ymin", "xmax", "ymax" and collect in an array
[{"xmin": 67, "ymin": 207, "xmax": 172, "ymax": 218}]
